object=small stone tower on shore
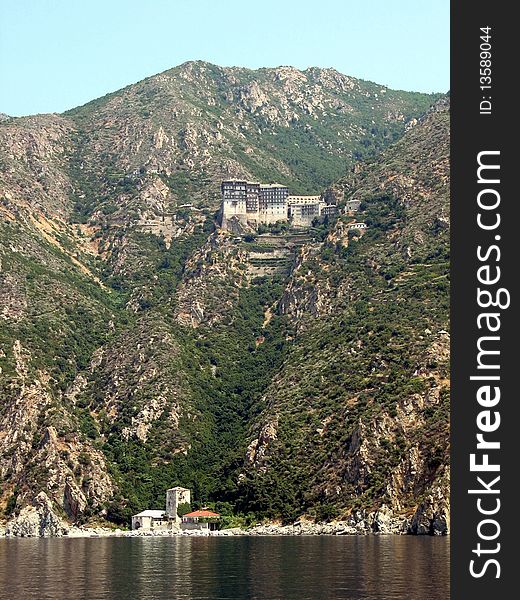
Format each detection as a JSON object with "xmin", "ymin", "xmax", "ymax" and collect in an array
[{"xmin": 166, "ymin": 487, "xmax": 191, "ymax": 523}]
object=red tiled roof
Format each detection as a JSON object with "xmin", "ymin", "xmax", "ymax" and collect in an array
[{"xmin": 183, "ymin": 510, "xmax": 220, "ymax": 518}]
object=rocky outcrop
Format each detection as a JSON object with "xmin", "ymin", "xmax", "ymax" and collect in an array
[
  {"xmin": 409, "ymin": 467, "xmax": 450, "ymax": 535},
  {"xmin": 5, "ymin": 492, "xmax": 68, "ymax": 537},
  {"xmin": 279, "ymin": 245, "xmax": 334, "ymax": 325},
  {"xmin": 0, "ymin": 338, "xmax": 115, "ymax": 525},
  {"xmin": 74, "ymin": 318, "xmax": 186, "ymax": 446},
  {"xmin": 34, "ymin": 426, "xmax": 115, "ymax": 521},
  {"xmin": 175, "ymin": 232, "xmax": 248, "ymax": 327},
  {"xmin": 0, "ymin": 114, "xmax": 74, "ymax": 219},
  {"xmin": 244, "ymin": 420, "xmax": 278, "ymax": 473},
  {"xmin": 242, "ymin": 512, "xmax": 409, "ymax": 536}
]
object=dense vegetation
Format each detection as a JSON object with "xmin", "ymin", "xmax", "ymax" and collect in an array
[{"xmin": 94, "ymin": 273, "xmax": 293, "ymax": 523}]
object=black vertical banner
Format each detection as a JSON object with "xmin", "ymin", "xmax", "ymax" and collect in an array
[{"xmin": 451, "ymin": 2, "xmax": 515, "ymax": 598}]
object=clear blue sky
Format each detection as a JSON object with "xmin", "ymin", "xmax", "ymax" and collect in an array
[{"xmin": 0, "ymin": 0, "xmax": 449, "ymax": 117}]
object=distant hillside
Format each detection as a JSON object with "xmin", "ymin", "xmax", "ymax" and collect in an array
[{"xmin": 65, "ymin": 61, "xmax": 439, "ymax": 198}]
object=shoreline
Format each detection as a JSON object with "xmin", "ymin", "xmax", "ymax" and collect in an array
[
  {"xmin": 0, "ymin": 496, "xmax": 449, "ymax": 538},
  {"xmin": 0, "ymin": 520, "xmax": 448, "ymax": 539}
]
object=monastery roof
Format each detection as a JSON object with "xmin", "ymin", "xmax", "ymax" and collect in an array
[
  {"xmin": 222, "ymin": 179, "xmax": 260, "ymax": 184},
  {"xmin": 133, "ymin": 510, "xmax": 165, "ymax": 518},
  {"xmin": 183, "ymin": 510, "xmax": 220, "ymax": 518}
]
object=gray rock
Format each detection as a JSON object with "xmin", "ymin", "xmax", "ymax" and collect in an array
[
  {"xmin": 409, "ymin": 468, "xmax": 450, "ymax": 535},
  {"xmin": 5, "ymin": 492, "xmax": 69, "ymax": 537}
]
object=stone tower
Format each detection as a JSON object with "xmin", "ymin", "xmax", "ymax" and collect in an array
[{"xmin": 165, "ymin": 487, "xmax": 191, "ymax": 523}]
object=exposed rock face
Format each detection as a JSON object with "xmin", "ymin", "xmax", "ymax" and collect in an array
[
  {"xmin": 5, "ymin": 492, "xmax": 68, "ymax": 537},
  {"xmin": 279, "ymin": 246, "xmax": 333, "ymax": 324},
  {"xmin": 34, "ymin": 426, "xmax": 114, "ymax": 521},
  {"xmin": 0, "ymin": 341, "xmax": 53, "ymax": 480},
  {"xmin": 175, "ymin": 232, "xmax": 248, "ymax": 327},
  {"xmin": 409, "ymin": 467, "xmax": 450, "ymax": 535},
  {"xmin": 0, "ymin": 273, "xmax": 27, "ymax": 321},
  {"xmin": 245, "ymin": 420, "xmax": 278, "ymax": 472},
  {"xmin": 0, "ymin": 114, "xmax": 75, "ymax": 219},
  {"xmin": 74, "ymin": 318, "xmax": 188, "ymax": 451},
  {"xmin": 0, "ymin": 337, "xmax": 115, "ymax": 525}
]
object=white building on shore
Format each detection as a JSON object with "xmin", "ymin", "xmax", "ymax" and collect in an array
[
  {"xmin": 131, "ymin": 487, "xmax": 221, "ymax": 532},
  {"xmin": 131, "ymin": 510, "xmax": 168, "ymax": 530},
  {"xmin": 131, "ymin": 487, "xmax": 191, "ymax": 531}
]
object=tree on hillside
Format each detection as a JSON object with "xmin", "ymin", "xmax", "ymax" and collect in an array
[{"xmin": 177, "ymin": 502, "xmax": 192, "ymax": 518}]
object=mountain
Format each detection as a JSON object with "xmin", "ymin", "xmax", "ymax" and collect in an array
[{"xmin": 0, "ymin": 61, "xmax": 447, "ymax": 533}]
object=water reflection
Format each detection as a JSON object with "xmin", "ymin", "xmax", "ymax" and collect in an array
[{"xmin": 0, "ymin": 535, "xmax": 449, "ymax": 600}]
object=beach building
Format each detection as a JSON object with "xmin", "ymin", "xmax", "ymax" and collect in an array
[
  {"xmin": 131, "ymin": 510, "xmax": 167, "ymax": 530},
  {"xmin": 181, "ymin": 510, "xmax": 221, "ymax": 532},
  {"xmin": 131, "ymin": 486, "xmax": 191, "ymax": 530}
]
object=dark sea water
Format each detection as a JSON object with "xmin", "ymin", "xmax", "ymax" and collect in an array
[{"xmin": 0, "ymin": 535, "xmax": 449, "ymax": 600}]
